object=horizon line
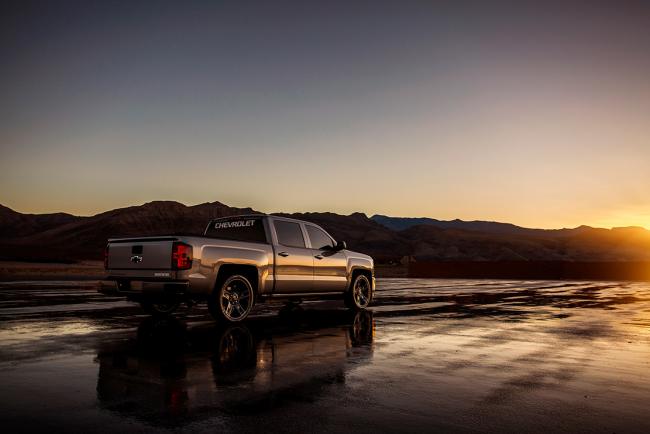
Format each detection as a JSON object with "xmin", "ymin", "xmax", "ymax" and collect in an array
[{"xmin": 2, "ymin": 199, "xmax": 649, "ymax": 232}]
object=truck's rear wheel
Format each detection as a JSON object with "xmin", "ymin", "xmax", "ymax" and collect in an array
[
  {"xmin": 209, "ymin": 275, "xmax": 255, "ymax": 323},
  {"xmin": 140, "ymin": 300, "xmax": 180, "ymax": 316},
  {"xmin": 345, "ymin": 274, "xmax": 372, "ymax": 310}
]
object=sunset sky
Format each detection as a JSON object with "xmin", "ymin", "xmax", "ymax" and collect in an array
[{"xmin": 1, "ymin": 1, "xmax": 649, "ymax": 229}]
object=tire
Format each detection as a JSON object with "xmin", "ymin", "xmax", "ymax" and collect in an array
[
  {"xmin": 140, "ymin": 300, "xmax": 180, "ymax": 316},
  {"xmin": 345, "ymin": 273, "xmax": 372, "ymax": 310},
  {"xmin": 208, "ymin": 275, "xmax": 255, "ymax": 323}
]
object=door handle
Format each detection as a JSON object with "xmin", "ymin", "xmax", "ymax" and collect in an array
[
  {"xmin": 278, "ymin": 252, "xmax": 289, "ymax": 257},
  {"xmin": 314, "ymin": 254, "xmax": 323, "ymax": 260}
]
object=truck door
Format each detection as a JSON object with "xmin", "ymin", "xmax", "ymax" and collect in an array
[
  {"xmin": 272, "ymin": 220, "xmax": 313, "ymax": 293},
  {"xmin": 305, "ymin": 224, "xmax": 348, "ymax": 292}
]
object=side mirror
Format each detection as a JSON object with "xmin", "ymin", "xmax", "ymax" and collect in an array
[{"xmin": 335, "ymin": 240, "xmax": 347, "ymax": 251}]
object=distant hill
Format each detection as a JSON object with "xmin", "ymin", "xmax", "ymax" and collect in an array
[
  {"xmin": 0, "ymin": 204, "xmax": 79, "ymax": 238},
  {"xmin": 371, "ymin": 214, "xmax": 576, "ymax": 237},
  {"xmin": 371, "ymin": 214, "xmax": 650, "ymax": 262},
  {"xmin": 0, "ymin": 201, "xmax": 258, "ymax": 261},
  {"xmin": 1, "ymin": 201, "xmax": 650, "ymax": 263}
]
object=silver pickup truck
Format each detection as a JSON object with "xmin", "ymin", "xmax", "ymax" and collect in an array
[{"xmin": 102, "ymin": 215, "xmax": 374, "ymax": 322}]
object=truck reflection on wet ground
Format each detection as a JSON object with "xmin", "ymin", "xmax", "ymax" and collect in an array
[
  {"xmin": 96, "ymin": 311, "xmax": 374, "ymax": 427},
  {"xmin": 2, "ymin": 279, "xmax": 650, "ymax": 432}
]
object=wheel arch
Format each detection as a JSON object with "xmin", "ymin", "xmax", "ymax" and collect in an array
[
  {"xmin": 214, "ymin": 264, "xmax": 260, "ymax": 297},
  {"xmin": 349, "ymin": 267, "xmax": 373, "ymax": 288}
]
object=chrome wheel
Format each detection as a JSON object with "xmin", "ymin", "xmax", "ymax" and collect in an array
[
  {"xmin": 219, "ymin": 276, "xmax": 254, "ymax": 322},
  {"xmin": 352, "ymin": 275, "xmax": 371, "ymax": 308}
]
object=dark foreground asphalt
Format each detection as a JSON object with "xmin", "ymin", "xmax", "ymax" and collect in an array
[{"xmin": 1, "ymin": 279, "xmax": 650, "ymax": 433}]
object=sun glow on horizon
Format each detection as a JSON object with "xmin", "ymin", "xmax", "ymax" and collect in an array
[{"xmin": 583, "ymin": 206, "xmax": 650, "ymax": 231}]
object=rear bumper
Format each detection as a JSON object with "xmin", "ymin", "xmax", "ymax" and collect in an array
[{"xmin": 99, "ymin": 280, "xmax": 189, "ymax": 296}]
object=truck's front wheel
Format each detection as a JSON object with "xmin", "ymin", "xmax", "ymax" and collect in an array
[
  {"xmin": 345, "ymin": 274, "xmax": 372, "ymax": 310},
  {"xmin": 208, "ymin": 275, "xmax": 255, "ymax": 323}
]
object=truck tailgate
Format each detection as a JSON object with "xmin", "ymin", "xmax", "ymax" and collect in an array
[{"xmin": 107, "ymin": 238, "xmax": 176, "ymax": 270}]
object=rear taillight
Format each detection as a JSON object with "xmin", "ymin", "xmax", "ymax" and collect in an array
[
  {"xmin": 172, "ymin": 242, "xmax": 193, "ymax": 270},
  {"xmin": 104, "ymin": 244, "xmax": 109, "ymax": 269}
]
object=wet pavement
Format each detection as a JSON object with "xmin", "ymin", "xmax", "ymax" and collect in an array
[{"xmin": 1, "ymin": 279, "xmax": 650, "ymax": 433}]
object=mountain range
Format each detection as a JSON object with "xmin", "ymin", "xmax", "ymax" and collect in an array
[{"xmin": 1, "ymin": 201, "xmax": 650, "ymax": 263}]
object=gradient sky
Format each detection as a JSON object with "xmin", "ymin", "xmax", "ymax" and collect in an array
[{"xmin": 1, "ymin": 0, "xmax": 649, "ymax": 229}]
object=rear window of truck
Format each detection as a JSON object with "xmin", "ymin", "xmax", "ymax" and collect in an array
[{"xmin": 204, "ymin": 217, "xmax": 268, "ymax": 243}]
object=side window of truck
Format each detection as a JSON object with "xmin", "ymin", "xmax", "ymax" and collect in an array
[
  {"xmin": 306, "ymin": 225, "xmax": 335, "ymax": 250},
  {"xmin": 273, "ymin": 221, "xmax": 306, "ymax": 248}
]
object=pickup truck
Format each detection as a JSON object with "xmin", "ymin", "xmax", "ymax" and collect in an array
[{"xmin": 102, "ymin": 214, "xmax": 375, "ymax": 322}]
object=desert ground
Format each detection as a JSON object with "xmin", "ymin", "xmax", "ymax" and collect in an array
[{"xmin": 1, "ymin": 278, "xmax": 650, "ymax": 433}]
